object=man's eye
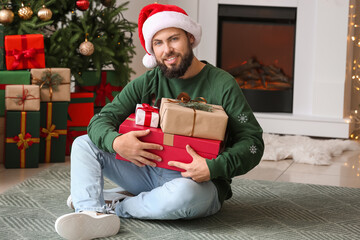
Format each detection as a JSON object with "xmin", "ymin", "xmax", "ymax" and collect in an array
[
  {"xmin": 171, "ymin": 37, "xmax": 178, "ymax": 41},
  {"xmin": 153, "ymin": 41, "xmax": 161, "ymax": 46}
]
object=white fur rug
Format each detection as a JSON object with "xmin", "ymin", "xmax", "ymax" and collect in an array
[{"xmin": 262, "ymin": 133, "xmax": 360, "ymax": 165}]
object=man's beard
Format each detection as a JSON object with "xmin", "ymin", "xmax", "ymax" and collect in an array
[{"xmin": 157, "ymin": 47, "xmax": 194, "ymax": 79}]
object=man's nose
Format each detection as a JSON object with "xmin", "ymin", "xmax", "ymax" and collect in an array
[{"xmin": 164, "ymin": 43, "xmax": 173, "ymax": 54}]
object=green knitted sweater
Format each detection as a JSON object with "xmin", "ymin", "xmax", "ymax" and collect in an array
[{"xmin": 88, "ymin": 63, "xmax": 264, "ymax": 203}]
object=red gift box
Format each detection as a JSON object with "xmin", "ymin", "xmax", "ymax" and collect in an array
[
  {"xmin": 116, "ymin": 114, "xmax": 221, "ymax": 172},
  {"xmin": 67, "ymin": 92, "xmax": 94, "ymax": 127},
  {"xmin": 5, "ymin": 34, "xmax": 45, "ymax": 70}
]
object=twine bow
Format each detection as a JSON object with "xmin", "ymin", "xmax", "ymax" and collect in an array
[
  {"xmin": 16, "ymin": 88, "xmax": 36, "ymax": 106},
  {"xmin": 13, "ymin": 133, "xmax": 34, "ymax": 150},
  {"xmin": 33, "ymin": 70, "xmax": 63, "ymax": 101},
  {"xmin": 40, "ymin": 124, "xmax": 60, "ymax": 140},
  {"xmin": 169, "ymin": 92, "xmax": 212, "ymax": 112}
]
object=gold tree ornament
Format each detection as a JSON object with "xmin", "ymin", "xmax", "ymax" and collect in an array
[
  {"xmin": 0, "ymin": 8, "xmax": 14, "ymax": 24},
  {"xmin": 18, "ymin": 2, "xmax": 33, "ymax": 20},
  {"xmin": 79, "ymin": 35, "xmax": 94, "ymax": 56},
  {"xmin": 37, "ymin": 5, "xmax": 52, "ymax": 21}
]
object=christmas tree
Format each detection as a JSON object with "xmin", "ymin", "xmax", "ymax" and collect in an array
[{"xmin": 0, "ymin": 0, "xmax": 136, "ymax": 85}]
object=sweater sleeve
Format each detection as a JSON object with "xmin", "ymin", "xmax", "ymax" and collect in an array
[
  {"xmin": 87, "ymin": 75, "xmax": 145, "ymax": 153},
  {"xmin": 206, "ymin": 73, "xmax": 264, "ymax": 179}
]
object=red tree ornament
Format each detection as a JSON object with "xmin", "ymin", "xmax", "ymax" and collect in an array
[{"xmin": 76, "ymin": 0, "xmax": 90, "ymax": 11}]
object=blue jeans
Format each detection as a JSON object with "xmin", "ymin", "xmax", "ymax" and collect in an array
[{"xmin": 70, "ymin": 135, "xmax": 221, "ymax": 220}]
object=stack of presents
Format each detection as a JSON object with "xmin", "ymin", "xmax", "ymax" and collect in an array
[
  {"xmin": 0, "ymin": 26, "xmax": 229, "ymax": 171},
  {"xmin": 116, "ymin": 95, "xmax": 228, "ymax": 171},
  {"xmin": 0, "ymin": 26, "xmax": 125, "ymax": 168}
]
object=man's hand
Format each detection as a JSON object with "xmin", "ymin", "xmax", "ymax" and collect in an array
[
  {"xmin": 113, "ymin": 129, "xmax": 163, "ymax": 167},
  {"xmin": 168, "ymin": 145, "xmax": 210, "ymax": 182}
]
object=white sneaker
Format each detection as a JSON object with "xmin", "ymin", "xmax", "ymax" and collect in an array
[{"xmin": 55, "ymin": 211, "xmax": 120, "ymax": 240}]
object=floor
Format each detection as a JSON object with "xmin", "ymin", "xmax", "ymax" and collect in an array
[{"xmin": 1, "ymin": 149, "xmax": 360, "ymax": 194}]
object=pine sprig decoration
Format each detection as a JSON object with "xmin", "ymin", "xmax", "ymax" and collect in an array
[
  {"xmin": 179, "ymin": 102, "xmax": 213, "ymax": 112},
  {"xmin": 38, "ymin": 71, "xmax": 63, "ymax": 91}
]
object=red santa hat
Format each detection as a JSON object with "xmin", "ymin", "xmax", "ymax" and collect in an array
[{"xmin": 138, "ymin": 3, "xmax": 202, "ymax": 69}]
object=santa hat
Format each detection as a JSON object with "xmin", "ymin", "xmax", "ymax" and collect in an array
[{"xmin": 138, "ymin": 3, "xmax": 202, "ymax": 69}]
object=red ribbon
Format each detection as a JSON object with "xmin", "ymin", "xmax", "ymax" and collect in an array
[
  {"xmin": 13, "ymin": 133, "xmax": 34, "ymax": 150},
  {"xmin": 76, "ymin": 71, "xmax": 123, "ymax": 106},
  {"xmin": 6, "ymin": 35, "xmax": 44, "ymax": 70},
  {"xmin": 137, "ymin": 103, "xmax": 159, "ymax": 127},
  {"xmin": 0, "ymin": 84, "xmax": 6, "ymax": 90}
]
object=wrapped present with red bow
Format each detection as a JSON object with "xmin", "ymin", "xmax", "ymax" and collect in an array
[
  {"xmin": 31, "ymin": 68, "xmax": 71, "ymax": 102},
  {"xmin": 5, "ymin": 111, "xmax": 40, "ymax": 168},
  {"xmin": 116, "ymin": 114, "xmax": 222, "ymax": 172},
  {"xmin": 160, "ymin": 93, "xmax": 228, "ymax": 141},
  {"xmin": 5, "ymin": 34, "xmax": 45, "ymax": 70},
  {"xmin": 5, "ymin": 85, "xmax": 40, "ymax": 111},
  {"xmin": 39, "ymin": 102, "xmax": 68, "ymax": 163},
  {"xmin": 135, "ymin": 103, "xmax": 159, "ymax": 128},
  {"xmin": 0, "ymin": 71, "xmax": 31, "ymax": 116},
  {"xmin": 76, "ymin": 70, "xmax": 126, "ymax": 107}
]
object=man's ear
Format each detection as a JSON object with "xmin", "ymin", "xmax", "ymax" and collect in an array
[{"xmin": 187, "ymin": 33, "xmax": 195, "ymax": 45}]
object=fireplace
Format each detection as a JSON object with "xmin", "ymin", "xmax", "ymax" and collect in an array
[
  {"xmin": 217, "ymin": 5, "xmax": 296, "ymax": 112},
  {"xmin": 190, "ymin": 0, "xmax": 353, "ymax": 138}
]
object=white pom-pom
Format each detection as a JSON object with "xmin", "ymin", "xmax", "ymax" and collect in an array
[{"xmin": 142, "ymin": 54, "xmax": 157, "ymax": 69}]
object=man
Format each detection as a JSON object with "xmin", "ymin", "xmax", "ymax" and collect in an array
[{"xmin": 55, "ymin": 3, "xmax": 264, "ymax": 240}]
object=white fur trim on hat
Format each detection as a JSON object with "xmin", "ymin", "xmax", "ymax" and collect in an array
[
  {"xmin": 142, "ymin": 11, "xmax": 202, "ymax": 56},
  {"xmin": 142, "ymin": 54, "xmax": 157, "ymax": 69}
]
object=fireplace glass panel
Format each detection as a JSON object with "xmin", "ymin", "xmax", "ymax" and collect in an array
[{"xmin": 217, "ymin": 5, "xmax": 296, "ymax": 113}]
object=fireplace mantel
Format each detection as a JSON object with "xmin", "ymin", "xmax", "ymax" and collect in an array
[{"xmin": 171, "ymin": 0, "xmax": 354, "ymax": 138}]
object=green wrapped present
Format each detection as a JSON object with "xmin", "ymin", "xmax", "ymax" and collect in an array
[
  {"xmin": 0, "ymin": 71, "xmax": 31, "ymax": 116},
  {"xmin": 76, "ymin": 70, "xmax": 127, "ymax": 107},
  {"xmin": 40, "ymin": 102, "xmax": 68, "ymax": 163},
  {"xmin": 5, "ymin": 111, "xmax": 40, "ymax": 168},
  {"xmin": 0, "ymin": 25, "xmax": 4, "ymax": 70}
]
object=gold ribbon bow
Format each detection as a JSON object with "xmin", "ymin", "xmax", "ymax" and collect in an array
[{"xmin": 41, "ymin": 124, "xmax": 60, "ymax": 140}]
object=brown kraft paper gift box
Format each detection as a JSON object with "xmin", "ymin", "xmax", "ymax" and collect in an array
[
  {"xmin": 31, "ymin": 68, "xmax": 71, "ymax": 102},
  {"xmin": 5, "ymin": 85, "xmax": 40, "ymax": 111},
  {"xmin": 160, "ymin": 97, "xmax": 228, "ymax": 141}
]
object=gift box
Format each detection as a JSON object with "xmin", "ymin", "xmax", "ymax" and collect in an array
[
  {"xmin": 5, "ymin": 85, "xmax": 40, "ymax": 111},
  {"xmin": 39, "ymin": 102, "xmax": 68, "ymax": 163},
  {"xmin": 160, "ymin": 97, "xmax": 228, "ymax": 141},
  {"xmin": 31, "ymin": 68, "xmax": 71, "ymax": 102},
  {"xmin": 0, "ymin": 70, "xmax": 31, "ymax": 116},
  {"xmin": 66, "ymin": 126, "xmax": 87, "ymax": 155},
  {"xmin": 116, "ymin": 114, "xmax": 221, "ymax": 172},
  {"xmin": 67, "ymin": 92, "xmax": 94, "ymax": 127},
  {"xmin": 0, "ymin": 25, "xmax": 4, "ymax": 70},
  {"xmin": 5, "ymin": 111, "xmax": 40, "ymax": 168},
  {"xmin": 0, "ymin": 117, "xmax": 4, "ymax": 164},
  {"xmin": 5, "ymin": 34, "xmax": 45, "ymax": 70},
  {"xmin": 76, "ymin": 70, "xmax": 125, "ymax": 107},
  {"xmin": 135, "ymin": 103, "xmax": 159, "ymax": 128}
]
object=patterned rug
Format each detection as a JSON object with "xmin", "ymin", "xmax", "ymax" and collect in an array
[{"xmin": 1, "ymin": 165, "xmax": 360, "ymax": 240}]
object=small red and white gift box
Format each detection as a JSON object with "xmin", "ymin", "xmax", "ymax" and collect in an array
[{"xmin": 135, "ymin": 103, "xmax": 159, "ymax": 128}]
